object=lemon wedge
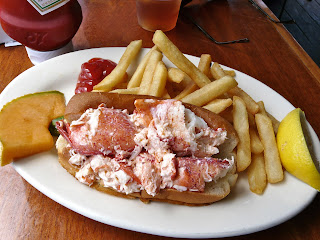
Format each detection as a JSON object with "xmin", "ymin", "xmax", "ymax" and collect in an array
[{"xmin": 277, "ymin": 108, "xmax": 320, "ymax": 190}]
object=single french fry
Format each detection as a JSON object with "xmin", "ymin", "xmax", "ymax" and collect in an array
[
  {"xmin": 93, "ymin": 75, "xmax": 129, "ymax": 92},
  {"xmin": 127, "ymin": 45, "xmax": 158, "ymax": 89},
  {"xmin": 198, "ymin": 54, "xmax": 212, "ymax": 78},
  {"xmin": 149, "ymin": 61, "xmax": 167, "ymax": 97},
  {"xmin": 175, "ymin": 54, "xmax": 215, "ymax": 100},
  {"xmin": 94, "ymin": 72, "xmax": 127, "ymax": 91},
  {"xmin": 110, "ymin": 87, "xmax": 140, "ymax": 94},
  {"xmin": 233, "ymin": 96, "xmax": 251, "ymax": 172},
  {"xmin": 224, "ymin": 70, "xmax": 236, "ymax": 77},
  {"xmin": 181, "ymin": 76, "xmax": 238, "ymax": 106},
  {"xmin": 255, "ymin": 113, "xmax": 284, "ymax": 183},
  {"xmin": 228, "ymin": 87, "xmax": 260, "ymax": 115},
  {"xmin": 247, "ymin": 153, "xmax": 267, "ymax": 194},
  {"xmin": 94, "ymin": 40, "xmax": 142, "ymax": 91},
  {"xmin": 210, "ymin": 62, "xmax": 226, "ymax": 80},
  {"xmin": 250, "ymin": 128, "xmax": 264, "ymax": 154},
  {"xmin": 257, "ymin": 101, "xmax": 280, "ymax": 133},
  {"xmin": 203, "ymin": 98, "xmax": 233, "ymax": 114},
  {"xmin": 167, "ymin": 68, "xmax": 185, "ymax": 83},
  {"xmin": 138, "ymin": 50, "xmax": 163, "ymax": 95},
  {"xmin": 152, "ymin": 30, "xmax": 211, "ymax": 88}
]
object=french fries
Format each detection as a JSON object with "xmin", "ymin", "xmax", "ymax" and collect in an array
[
  {"xmin": 255, "ymin": 113, "xmax": 284, "ymax": 183},
  {"xmin": 94, "ymin": 40, "xmax": 142, "ymax": 92},
  {"xmin": 233, "ymin": 96, "xmax": 251, "ymax": 172},
  {"xmin": 127, "ymin": 45, "xmax": 158, "ymax": 89},
  {"xmin": 152, "ymin": 30, "xmax": 211, "ymax": 88},
  {"xmin": 138, "ymin": 50, "xmax": 163, "ymax": 95},
  {"xmin": 92, "ymin": 30, "xmax": 288, "ymax": 195},
  {"xmin": 175, "ymin": 54, "xmax": 211, "ymax": 100},
  {"xmin": 228, "ymin": 87, "xmax": 260, "ymax": 115}
]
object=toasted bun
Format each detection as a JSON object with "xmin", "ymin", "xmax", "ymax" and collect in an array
[{"xmin": 57, "ymin": 92, "xmax": 239, "ymax": 205}]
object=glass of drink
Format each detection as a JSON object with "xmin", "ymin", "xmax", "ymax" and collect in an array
[{"xmin": 136, "ymin": 0, "xmax": 182, "ymax": 32}]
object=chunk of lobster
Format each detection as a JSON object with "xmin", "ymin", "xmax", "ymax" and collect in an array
[
  {"xmin": 172, "ymin": 157, "xmax": 233, "ymax": 192},
  {"xmin": 57, "ymin": 105, "xmax": 137, "ymax": 156}
]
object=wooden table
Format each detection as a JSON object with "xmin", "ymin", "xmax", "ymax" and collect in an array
[{"xmin": 0, "ymin": 0, "xmax": 319, "ymax": 239}]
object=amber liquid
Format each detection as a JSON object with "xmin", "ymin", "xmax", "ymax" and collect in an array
[{"xmin": 136, "ymin": 0, "xmax": 182, "ymax": 32}]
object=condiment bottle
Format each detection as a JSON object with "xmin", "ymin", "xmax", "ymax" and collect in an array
[{"xmin": 0, "ymin": 0, "xmax": 82, "ymax": 64}]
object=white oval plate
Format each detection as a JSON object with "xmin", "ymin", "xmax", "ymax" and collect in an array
[{"xmin": 0, "ymin": 48, "xmax": 318, "ymax": 238}]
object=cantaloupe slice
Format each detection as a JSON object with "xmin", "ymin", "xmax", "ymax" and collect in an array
[{"xmin": 0, "ymin": 91, "xmax": 66, "ymax": 166}]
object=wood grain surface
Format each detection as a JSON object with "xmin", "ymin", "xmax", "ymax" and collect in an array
[{"xmin": 0, "ymin": 0, "xmax": 319, "ymax": 239}]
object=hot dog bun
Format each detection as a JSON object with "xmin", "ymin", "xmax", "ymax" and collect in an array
[{"xmin": 56, "ymin": 92, "xmax": 239, "ymax": 205}]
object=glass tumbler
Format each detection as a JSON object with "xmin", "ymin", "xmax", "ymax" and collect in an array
[{"xmin": 136, "ymin": 0, "xmax": 182, "ymax": 32}]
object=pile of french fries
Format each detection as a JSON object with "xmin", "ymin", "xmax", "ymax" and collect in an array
[{"xmin": 93, "ymin": 30, "xmax": 284, "ymax": 195}]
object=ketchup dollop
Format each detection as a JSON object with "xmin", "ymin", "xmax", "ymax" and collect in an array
[{"xmin": 75, "ymin": 58, "xmax": 117, "ymax": 94}]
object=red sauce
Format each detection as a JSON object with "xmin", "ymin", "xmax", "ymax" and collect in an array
[
  {"xmin": 0, "ymin": 0, "xmax": 82, "ymax": 51},
  {"xmin": 75, "ymin": 58, "xmax": 117, "ymax": 94}
]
